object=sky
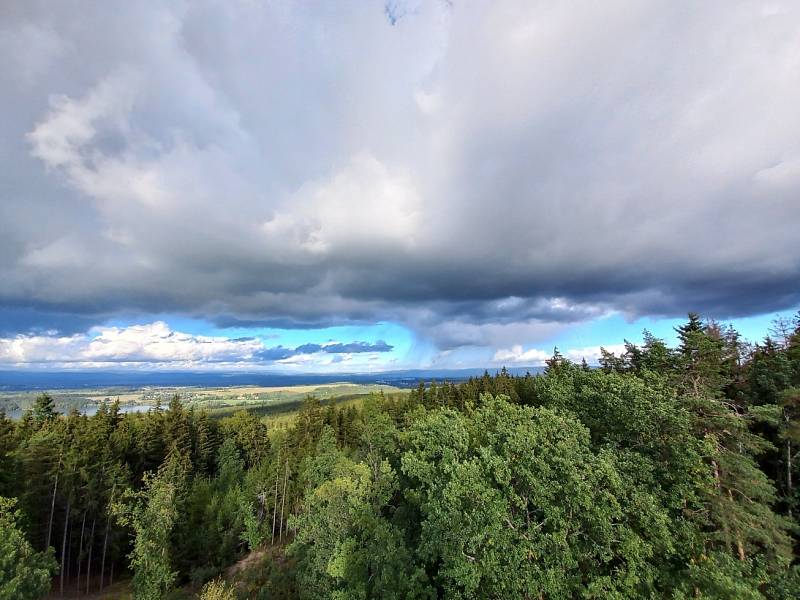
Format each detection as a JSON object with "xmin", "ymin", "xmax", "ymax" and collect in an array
[{"xmin": 1, "ymin": 0, "xmax": 799, "ymax": 373}]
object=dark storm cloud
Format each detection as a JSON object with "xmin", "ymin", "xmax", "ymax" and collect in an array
[
  {"xmin": 0, "ymin": 307, "xmax": 102, "ymax": 337},
  {"xmin": 1, "ymin": 1, "xmax": 799, "ymax": 350}
]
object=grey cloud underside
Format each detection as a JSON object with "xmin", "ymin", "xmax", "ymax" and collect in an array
[
  {"xmin": 254, "ymin": 340, "xmax": 393, "ymax": 362},
  {"xmin": 298, "ymin": 341, "xmax": 394, "ymax": 354},
  {"xmin": 1, "ymin": 0, "xmax": 799, "ymax": 348}
]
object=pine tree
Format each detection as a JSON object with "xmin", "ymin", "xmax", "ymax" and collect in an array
[
  {"xmin": 748, "ymin": 338, "xmax": 793, "ymax": 406},
  {"xmin": 544, "ymin": 347, "xmax": 569, "ymax": 374},
  {"xmin": 599, "ymin": 347, "xmax": 623, "ymax": 373},
  {"xmin": 675, "ymin": 316, "xmax": 791, "ymax": 562},
  {"xmin": 623, "ymin": 340, "xmax": 644, "ymax": 372},
  {"xmin": 31, "ymin": 393, "xmax": 58, "ymax": 427}
]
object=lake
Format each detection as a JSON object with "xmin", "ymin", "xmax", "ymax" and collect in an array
[{"xmin": 4, "ymin": 403, "xmax": 153, "ymax": 420}]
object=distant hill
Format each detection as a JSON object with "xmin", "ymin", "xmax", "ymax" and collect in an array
[{"xmin": 0, "ymin": 366, "xmax": 545, "ymax": 391}]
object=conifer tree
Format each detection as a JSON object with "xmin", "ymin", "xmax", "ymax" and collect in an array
[
  {"xmin": 164, "ymin": 395, "xmax": 191, "ymax": 457},
  {"xmin": 640, "ymin": 329, "xmax": 675, "ymax": 374},
  {"xmin": 544, "ymin": 347, "xmax": 569, "ymax": 374},
  {"xmin": 782, "ymin": 388, "xmax": 800, "ymax": 518},
  {"xmin": 623, "ymin": 339, "xmax": 644, "ymax": 372},
  {"xmin": 0, "ymin": 412, "xmax": 15, "ymax": 498},
  {"xmin": 31, "ymin": 393, "xmax": 58, "ymax": 427},
  {"xmin": 599, "ymin": 346, "xmax": 624, "ymax": 373},
  {"xmin": 748, "ymin": 338, "xmax": 793, "ymax": 406},
  {"xmin": 0, "ymin": 496, "xmax": 57, "ymax": 600},
  {"xmin": 766, "ymin": 388, "xmax": 800, "ymax": 520},
  {"xmin": 787, "ymin": 313, "xmax": 800, "ymax": 385},
  {"xmin": 193, "ymin": 412, "xmax": 217, "ymax": 476},
  {"xmin": 675, "ymin": 315, "xmax": 791, "ymax": 562}
]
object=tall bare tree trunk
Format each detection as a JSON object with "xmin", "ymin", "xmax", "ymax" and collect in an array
[
  {"xmin": 100, "ymin": 485, "xmax": 115, "ymax": 590},
  {"xmin": 46, "ymin": 470, "xmax": 59, "ymax": 550},
  {"xmin": 100, "ymin": 517, "xmax": 110, "ymax": 590},
  {"xmin": 76, "ymin": 511, "xmax": 86, "ymax": 592},
  {"xmin": 60, "ymin": 500, "xmax": 70, "ymax": 595},
  {"xmin": 787, "ymin": 437, "xmax": 794, "ymax": 520},
  {"xmin": 86, "ymin": 517, "xmax": 96, "ymax": 593},
  {"xmin": 66, "ymin": 518, "xmax": 72, "ymax": 584},
  {"xmin": 279, "ymin": 458, "xmax": 288, "ymax": 541},
  {"xmin": 725, "ymin": 487, "xmax": 746, "ymax": 560},
  {"xmin": 271, "ymin": 452, "xmax": 280, "ymax": 544}
]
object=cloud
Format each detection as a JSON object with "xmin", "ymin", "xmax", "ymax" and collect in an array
[
  {"xmin": 296, "ymin": 340, "xmax": 393, "ymax": 354},
  {"xmin": 0, "ymin": 322, "xmax": 261, "ymax": 367},
  {"xmin": 492, "ymin": 343, "xmax": 628, "ymax": 366},
  {"xmin": 1, "ymin": 0, "xmax": 799, "ymax": 358},
  {"xmin": 0, "ymin": 322, "xmax": 395, "ymax": 370},
  {"xmin": 562, "ymin": 345, "xmax": 628, "ymax": 366},
  {"xmin": 492, "ymin": 345, "xmax": 552, "ymax": 365}
]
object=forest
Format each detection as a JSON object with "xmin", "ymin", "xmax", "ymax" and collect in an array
[{"xmin": 1, "ymin": 313, "xmax": 800, "ymax": 599}]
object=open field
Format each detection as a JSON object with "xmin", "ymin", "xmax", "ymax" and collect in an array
[{"xmin": 0, "ymin": 382, "xmax": 407, "ymax": 419}]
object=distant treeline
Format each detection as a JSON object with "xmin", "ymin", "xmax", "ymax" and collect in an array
[{"xmin": 1, "ymin": 312, "xmax": 800, "ymax": 599}]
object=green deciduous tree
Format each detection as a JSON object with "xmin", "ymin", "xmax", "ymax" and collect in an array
[
  {"xmin": 401, "ymin": 396, "xmax": 673, "ymax": 598},
  {"xmin": 291, "ymin": 427, "xmax": 431, "ymax": 600},
  {"xmin": 113, "ymin": 448, "xmax": 190, "ymax": 600}
]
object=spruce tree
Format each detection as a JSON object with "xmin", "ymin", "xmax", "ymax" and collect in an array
[{"xmin": 31, "ymin": 393, "xmax": 58, "ymax": 427}]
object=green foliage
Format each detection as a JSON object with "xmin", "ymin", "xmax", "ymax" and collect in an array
[
  {"xmin": 2, "ymin": 312, "xmax": 800, "ymax": 598},
  {"xmin": 0, "ymin": 496, "xmax": 57, "ymax": 600},
  {"xmin": 672, "ymin": 551, "xmax": 767, "ymax": 599},
  {"xmin": 291, "ymin": 446, "xmax": 429, "ymax": 599},
  {"xmin": 240, "ymin": 500, "xmax": 265, "ymax": 552},
  {"xmin": 179, "ymin": 474, "xmax": 244, "ymax": 579},
  {"xmin": 220, "ymin": 410, "xmax": 270, "ymax": 468},
  {"xmin": 402, "ymin": 397, "xmax": 672, "ymax": 598},
  {"xmin": 114, "ymin": 449, "xmax": 191, "ymax": 600},
  {"xmin": 0, "ymin": 412, "xmax": 16, "ymax": 497},
  {"xmin": 217, "ymin": 438, "xmax": 245, "ymax": 483},
  {"xmin": 31, "ymin": 392, "xmax": 58, "ymax": 426}
]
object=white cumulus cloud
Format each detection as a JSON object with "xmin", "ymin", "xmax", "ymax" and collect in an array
[{"xmin": 0, "ymin": 322, "xmax": 394, "ymax": 371}]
